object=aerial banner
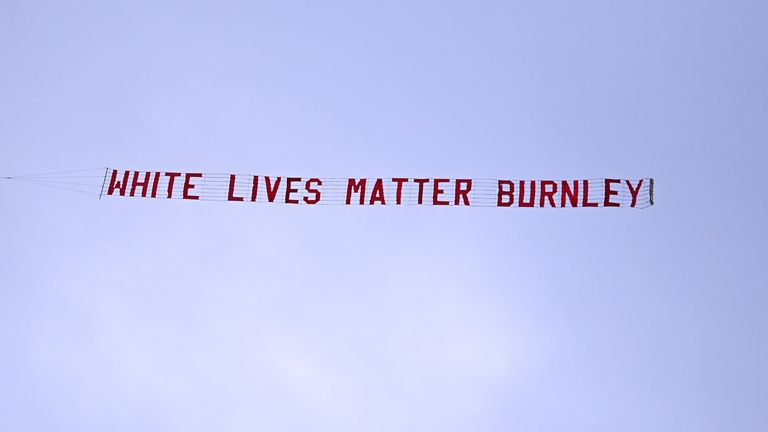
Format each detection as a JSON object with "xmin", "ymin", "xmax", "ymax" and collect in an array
[{"xmin": 101, "ymin": 169, "xmax": 654, "ymax": 208}]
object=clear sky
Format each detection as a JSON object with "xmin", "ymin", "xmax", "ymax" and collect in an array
[{"xmin": 1, "ymin": 1, "xmax": 766, "ymax": 430}]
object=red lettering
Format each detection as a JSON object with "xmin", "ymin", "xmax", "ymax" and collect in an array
[
  {"xmin": 265, "ymin": 176, "xmax": 282, "ymax": 202},
  {"xmin": 626, "ymin": 179, "xmax": 644, "ymax": 207},
  {"xmin": 107, "ymin": 170, "xmax": 129, "ymax": 196},
  {"xmin": 392, "ymin": 178, "xmax": 408, "ymax": 205},
  {"xmin": 183, "ymin": 173, "xmax": 202, "ymax": 200},
  {"xmin": 454, "ymin": 179, "xmax": 472, "ymax": 206},
  {"xmin": 561, "ymin": 180, "xmax": 579, "ymax": 207},
  {"xmin": 346, "ymin": 178, "xmax": 366, "ymax": 205},
  {"xmin": 228, "ymin": 174, "xmax": 244, "ymax": 202},
  {"xmin": 165, "ymin": 172, "xmax": 181, "ymax": 199},
  {"xmin": 251, "ymin": 176, "xmax": 259, "ymax": 202},
  {"xmin": 518, "ymin": 180, "xmax": 536, "ymax": 207},
  {"xmin": 150, "ymin": 172, "xmax": 161, "ymax": 198},
  {"xmin": 285, "ymin": 177, "xmax": 301, "ymax": 204},
  {"xmin": 582, "ymin": 180, "xmax": 598, "ymax": 207},
  {"xmin": 603, "ymin": 178, "xmax": 621, "ymax": 207},
  {"xmin": 540, "ymin": 180, "xmax": 557, "ymax": 207},
  {"xmin": 414, "ymin": 178, "xmax": 429, "ymax": 204},
  {"xmin": 130, "ymin": 171, "xmax": 151, "ymax": 197},
  {"xmin": 497, "ymin": 180, "xmax": 514, "ymax": 207},
  {"xmin": 304, "ymin": 178, "xmax": 322, "ymax": 204},
  {"xmin": 370, "ymin": 179, "xmax": 386, "ymax": 205},
  {"xmin": 432, "ymin": 178, "xmax": 450, "ymax": 205}
]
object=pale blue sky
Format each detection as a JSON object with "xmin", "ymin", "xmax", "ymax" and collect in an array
[{"xmin": 1, "ymin": 1, "xmax": 766, "ymax": 431}]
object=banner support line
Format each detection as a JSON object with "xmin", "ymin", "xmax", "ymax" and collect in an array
[{"xmin": 98, "ymin": 167, "xmax": 109, "ymax": 200}]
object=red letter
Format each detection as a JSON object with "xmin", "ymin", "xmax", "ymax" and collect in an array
[
  {"xmin": 497, "ymin": 180, "xmax": 514, "ymax": 207},
  {"xmin": 304, "ymin": 178, "xmax": 322, "ymax": 204},
  {"xmin": 183, "ymin": 173, "xmax": 202, "ymax": 200},
  {"xmin": 346, "ymin": 178, "xmax": 366, "ymax": 205},
  {"xmin": 518, "ymin": 180, "xmax": 536, "ymax": 207},
  {"xmin": 165, "ymin": 172, "xmax": 181, "ymax": 199},
  {"xmin": 369, "ymin": 179, "xmax": 386, "ymax": 205},
  {"xmin": 432, "ymin": 178, "xmax": 450, "ymax": 205},
  {"xmin": 626, "ymin": 179, "xmax": 644, "ymax": 207},
  {"xmin": 414, "ymin": 178, "xmax": 429, "ymax": 204},
  {"xmin": 150, "ymin": 172, "xmax": 161, "ymax": 198},
  {"xmin": 130, "ymin": 171, "xmax": 151, "ymax": 197},
  {"xmin": 392, "ymin": 178, "xmax": 408, "ymax": 205},
  {"xmin": 603, "ymin": 178, "xmax": 620, "ymax": 207},
  {"xmin": 227, "ymin": 174, "xmax": 244, "ymax": 202},
  {"xmin": 561, "ymin": 180, "xmax": 578, "ymax": 207},
  {"xmin": 251, "ymin": 176, "xmax": 259, "ymax": 202},
  {"xmin": 265, "ymin": 176, "xmax": 282, "ymax": 202},
  {"xmin": 582, "ymin": 180, "xmax": 598, "ymax": 207},
  {"xmin": 540, "ymin": 180, "xmax": 557, "ymax": 207},
  {"xmin": 454, "ymin": 179, "xmax": 472, "ymax": 206},
  {"xmin": 285, "ymin": 177, "xmax": 301, "ymax": 204},
  {"xmin": 107, "ymin": 170, "xmax": 129, "ymax": 196}
]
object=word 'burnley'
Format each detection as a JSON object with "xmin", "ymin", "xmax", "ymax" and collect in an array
[{"xmin": 105, "ymin": 170, "xmax": 653, "ymax": 208}]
